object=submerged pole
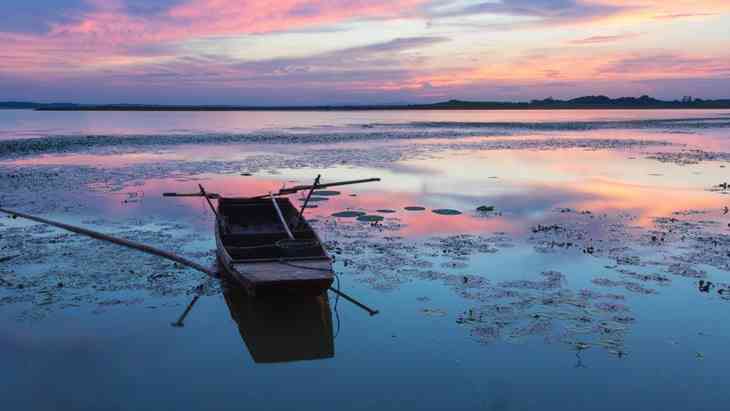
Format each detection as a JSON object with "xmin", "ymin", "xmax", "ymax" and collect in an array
[
  {"xmin": 171, "ymin": 295, "xmax": 201, "ymax": 327},
  {"xmin": 328, "ymin": 287, "xmax": 379, "ymax": 316}
]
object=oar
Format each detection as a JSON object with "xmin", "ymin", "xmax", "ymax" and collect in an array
[
  {"xmin": 249, "ymin": 177, "xmax": 380, "ymax": 199},
  {"xmin": 270, "ymin": 193, "xmax": 295, "ymax": 240},
  {"xmin": 164, "ymin": 177, "xmax": 380, "ymax": 200},
  {"xmin": 198, "ymin": 184, "xmax": 219, "ymax": 219},
  {"xmin": 171, "ymin": 275, "xmax": 219, "ymax": 327},
  {"xmin": 171, "ymin": 295, "xmax": 201, "ymax": 327},
  {"xmin": 328, "ymin": 287, "xmax": 378, "ymax": 316},
  {"xmin": 294, "ymin": 174, "xmax": 321, "ymax": 230},
  {"xmin": 0, "ymin": 207, "xmax": 217, "ymax": 278}
]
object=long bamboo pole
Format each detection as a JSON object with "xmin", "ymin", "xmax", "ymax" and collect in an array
[
  {"xmin": 0, "ymin": 207, "xmax": 217, "ymax": 278},
  {"xmin": 269, "ymin": 193, "xmax": 295, "ymax": 240},
  {"xmin": 0, "ymin": 207, "xmax": 380, "ymax": 316}
]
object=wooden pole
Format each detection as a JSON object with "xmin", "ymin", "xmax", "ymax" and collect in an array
[
  {"xmin": 328, "ymin": 287, "xmax": 379, "ymax": 316},
  {"xmin": 163, "ymin": 192, "xmax": 220, "ymax": 198},
  {"xmin": 164, "ymin": 178, "xmax": 380, "ymax": 201},
  {"xmin": 0, "ymin": 255, "xmax": 19, "ymax": 263},
  {"xmin": 249, "ymin": 177, "xmax": 380, "ymax": 199},
  {"xmin": 295, "ymin": 174, "xmax": 320, "ymax": 229},
  {"xmin": 0, "ymin": 207, "xmax": 217, "ymax": 278},
  {"xmin": 270, "ymin": 193, "xmax": 295, "ymax": 240},
  {"xmin": 171, "ymin": 295, "xmax": 201, "ymax": 327},
  {"xmin": 198, "ymin": 184, "xmax": 219, "ymax": 219}
]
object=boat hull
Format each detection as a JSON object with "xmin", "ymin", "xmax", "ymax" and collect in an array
[
  {"xmin": 217, "ymin": 251, "xmax": 334, "ymax": 296},
  {"xmin": 214, "ymin": 196, "xmax": 334, "ymax": 296}
]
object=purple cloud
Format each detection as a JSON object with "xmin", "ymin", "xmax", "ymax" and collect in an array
[
  {"xmin": 570, "ymin": 33, "xmax": 642, "ymax": 45},
  {"xmin": 599, "ymin": 54, "xmax": 730, "ymax": 77},
  {"xmin": 428, "ymin": 0, "xmax": 629, "ymax": 24}
]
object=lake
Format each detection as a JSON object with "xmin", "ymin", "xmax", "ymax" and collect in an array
[{"xmin": 1, "ymin": 109, "xmax": 730, "ymax": 410}]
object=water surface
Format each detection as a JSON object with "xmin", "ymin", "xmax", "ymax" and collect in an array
[{"xmin": 1, "ymin": 109, "xmax": 730, "ymax": 410}]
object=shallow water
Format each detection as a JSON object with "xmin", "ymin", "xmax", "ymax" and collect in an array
[{"xmin": 1, "ymin": 109, "xmax": 730, "ymax": 410}]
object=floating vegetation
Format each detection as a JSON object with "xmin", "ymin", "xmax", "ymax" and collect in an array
[
  {"xmin": 0, "ymin": 254, "xmax": 19, "ymax": 263},
  {"xmin": 440, "ymin": 261, "xmax": 468, "ymax": 269},
  {"xmin": 356, "ymin": 215, "xmax": 385, "ymax": 222},
  {"xmin": 305, "ymin": 196, "xmax": 329, "ymax": 202},
  {"xmin": 3, "ymin": 118, "xmax": 730, "ymax": 363},
  {"xmin": 592, "ymin": 276, "xmax": 659, "ymax": 294},
  {"xmin": 331, "ymin": 211, "xmax": 367, "ymax": 218},
  {"xmin": 313, "ymin": 190, "xmax": 341, "ymax": 196},
  {"xmin": 421, "ymin": 308, "xmax": 448, "ymax": 317},
  {"xmin": 432, "ymin": 209, "xmax": 462, "ymax": 216},
  {"xmin": 648, "ymin": 149, "xmax": 730, "ymax": 166},
  {"xmin": 0, "ymin": 218, "xmax": 218, "ymax": 320},
  {"xmin": 376, "ymin": 209, "xmax": 397, "ymax": 214},
  {"xmin": 315, "ymin": 217, "xmax": 644, "ymax": 355}
]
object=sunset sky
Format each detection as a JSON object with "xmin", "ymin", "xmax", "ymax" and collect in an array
[{"xmin": 2, "ymin": 0, "xmax": 729, "ymax": 104}]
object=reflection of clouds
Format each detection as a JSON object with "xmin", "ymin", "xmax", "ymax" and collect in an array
[
  {"xmin": 323, "ymin": 199, "xmax": 730, "ymax": 357},
  {"xmin": 324, "ymin": 220, "xmax": 634, "ymax": 356}
]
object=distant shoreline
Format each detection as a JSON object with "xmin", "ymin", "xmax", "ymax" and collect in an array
[
  {"xmin": 3, "ymin": 95, "xmax": 730, "ymax": 111},
  {"xmin": 31, "ymin": 105, "xmax": 730, "ymax": 111}
]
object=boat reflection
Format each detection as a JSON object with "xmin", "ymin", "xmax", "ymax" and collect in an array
[{"xmin": 222, "ymin": 282, "xmax": 335, "ymax": 363}]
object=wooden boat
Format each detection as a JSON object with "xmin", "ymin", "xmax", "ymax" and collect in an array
[
  {"xmin": 215, "ymin": 195, "xmax": 334, "ymax": 296},
  {"xmin": 223, "ymin": 282, "xmax": 334, "ymax": 363}
]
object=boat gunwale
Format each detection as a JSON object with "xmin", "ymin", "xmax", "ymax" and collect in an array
[{"xmin": 229, "ymin": 255, "xmax": 332, "ymax": 264}]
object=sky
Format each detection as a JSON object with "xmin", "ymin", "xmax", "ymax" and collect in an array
[{"xmin": 1, "ymin": 0, "xmax": 729, "ymax": 104}]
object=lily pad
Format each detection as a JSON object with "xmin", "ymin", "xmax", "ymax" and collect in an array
[
  {"xmin": 357, "ymin": 215, "xmax": 385, "ymax": 222},
  {"xmin": 420, "ymin": 308, "xmax": 447, "ymax": 317},
  {"xmin": 477, "ymin": 205, "xmax": 495, "ymax": 212},
  {"xmin": 332, "ymin": 211, "xmax": 367, "ymax": 218},
  {"xmin": 314, "ymin": 190, "xmax": 341, "ymax": 196},
  {"xmin": 404, "ymin": 206, "xmax": 426, "ymax": 211},
  {"xmin": 432, "ymin": 209, "xmax": 462, "ymax": 216},
  {"xmin": 376, "ymin": 209, "xmax": 397, "ymax": 213},
  {"xmin": 305, "ymin": 196, "xmax": 329, "ymax": 202}
]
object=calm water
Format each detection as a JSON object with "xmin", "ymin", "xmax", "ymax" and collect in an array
[
  {"xmin": 1, "ymin": 109, "xmax": 730, "ymax": 410},
  {"xmin": 1, "ymin": 108, "xmax": 729, "ymax": 139}
]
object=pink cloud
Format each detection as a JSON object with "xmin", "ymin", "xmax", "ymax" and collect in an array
[
  {"xmin": 598, "ymin": 53, "xmax": 730, "ymax": 78},
  {"xmin": 2, "ymin": 0, "xmax": 730, "ymax": 102},
  {"xmin": 569, "ymin": 33, "xmax": 642, "ymax": 45}
]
